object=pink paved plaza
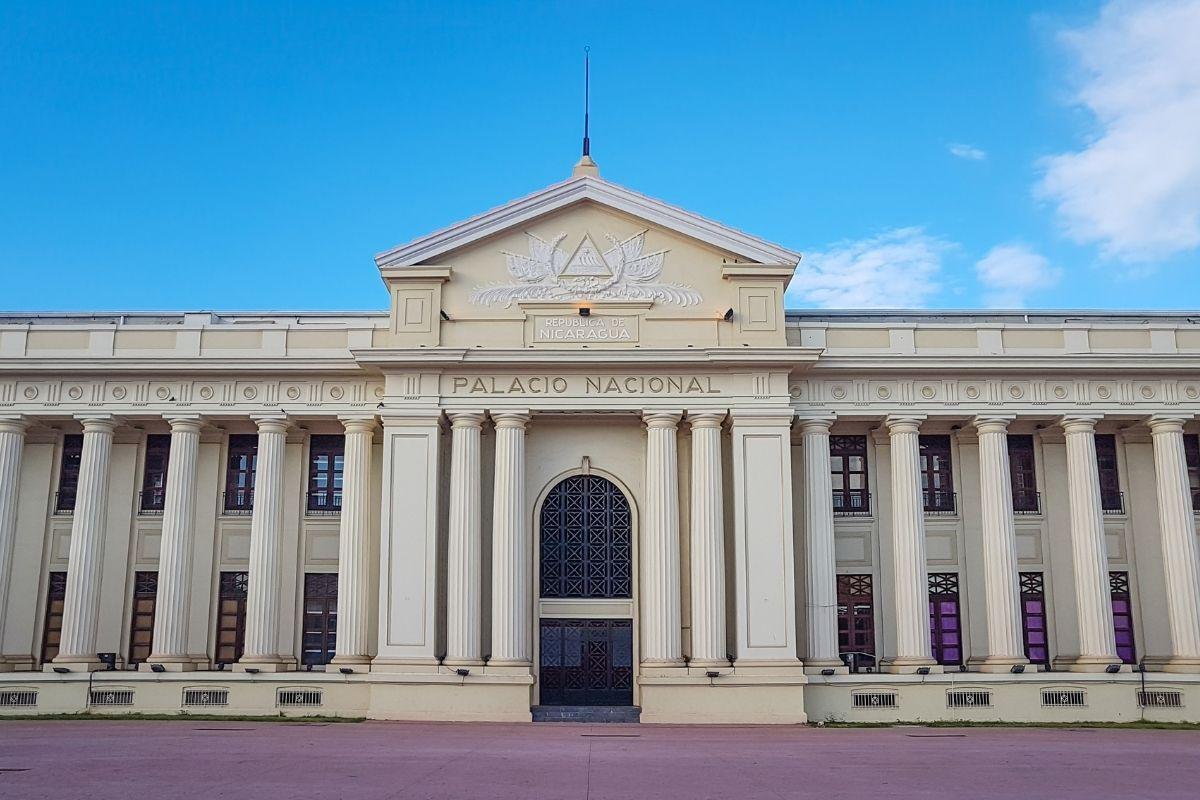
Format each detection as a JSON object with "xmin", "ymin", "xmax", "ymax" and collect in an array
[{"xmin": 1, "ymin": 720, "xmax": 1198, "ymax": 799}]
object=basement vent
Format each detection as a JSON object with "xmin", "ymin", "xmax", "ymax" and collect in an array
[
  {"xmin": 90, "ymin": 689, "xmax": 134, "ymax": 706},
  {"xmin": 852, "ymin": 692, "xmax": 898, "ymax": 709},
  {"xmin": 1137, "ymin": 690, "xmax": 1183, "ymax": 708},
  {"xmin": 1041, "ymin": 689, "xmax": 1086, "ymax": 707},
  {"xmin": 277, "ymin": 689, "xmax": 322, "ymax": 708},
  {"xmin": 0, "ymin": 690, "xmax": 37, "ymax": 707},
  {"xmin": 946, "ymin": 690, "xmax": 992, "ymax": 709},
  {"xmin": 183, "ymin": 688, "xmax": 229, "ymax": 707}
]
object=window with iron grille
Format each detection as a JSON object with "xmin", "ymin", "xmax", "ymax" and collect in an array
[
  {"xmin": 852, "ymin": 692, "xmax": 897, "ymax": 708},
  {"xmin": 215, "ymin": 571, "xmax": 248, "ymax": 665},
  {"xmin": 223, "ymin": 435, "xmax": 257, "ymax": 514},
  {"xmin": 307, "ymin": 435, "xmax": 344, "ymax": 515},
  {"xmin": 55, "ymin": 435, "xmax": 83, "ymax": 513},
  {"xmin": 277, "ymin": 688, "xmax": 323, "ymax": 707},
  {"xmin": 1042, "ymin": 689, "xmax": 1086, "ymax": 707},
  {"xmin": 928, "ymin": 572, "xmax": 963, "ymax": 666},
  {"xmin": 128, "ymin": 571, "xmax": 158, "ymax": 666},
  {"xmin": 1110, "ymin": 571, "xmax": 1137, "ymax": 664},
  {"xmin": 1185, "ymin": 434, "xmax": 1200, "ymax": 512},
  {"xmin": 90, "ymin": 689, "xmax": 135, "ymax": 706},
  {"xmin": 837, "ymin": 574, "xmax": 875, "ymax": 671},
  {"xmin": 40, "ymin": 571, "xmax": 68, "ymax": 664},
  {"xmin": 540, "ymin": 475, "xmax": 632, "ymax": 599},
  {"xmin": 183, "ymin": 688, "xmax": 229, "ymax": 707},
  {"xmin": 947, "ymin": 690, "xmax": 992, "ymax": 709},
  {"xmin": 139, "ymin": 434, "xmax": 170, "ymax": 513},
  {"xmin": 1019, "ymin": 572, "xmax": 1050, "ymax": 667},
  {"xmin": 1095, "ymin": 434, "xmax": 1123, "ymax": 513},
  {"xmin": 0, "ymin": 690, "xmax": 37, "ymax": 707},
  {"xmin": 1007, "ymin": 435, "xmax": 1040, "ymax": 513},
  {"xmin": 830, "ymin": 436, "xmax": 870, "ymax": 515},
  {"xmin": 302, "ymin": 573, "xmax": 338, "ymax": 666},
  {"xmin": 919, "ymin": 435, "xmax": 955, "ymax": 513},
  {"xmin": 1137, "ymin": 690, "xmax": 1182, "ymax": 708}
]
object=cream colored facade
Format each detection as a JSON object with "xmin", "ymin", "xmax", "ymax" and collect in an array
[{"xmin": 2, "ymin": 164, "xmax": 1200, "ymax": 723}]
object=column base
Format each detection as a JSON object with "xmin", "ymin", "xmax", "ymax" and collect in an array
[
  {"xmin": 45, "ymin": 658, "xmax": 107, "ymax": 673},
  {"xmin": 687, "ymin": 658, "xmax": 732, "ymax": 669},
  {"xmin": 482, "ymin": 663, "xmax": 533, "ymax": 677},
  {"xmin": 1142, "ymin": 655, "xmax": 1200, "ymax": 674},
  {"xmin": 1063, "ymin": 655, "xmax": 1128, "ymax": 673},
  {"xmin": 234, "ymin": 657, "xmax": 296, "ymax": 673},
  {"xmin": 330, "ymin": 654, "xmax": 373, "ymax": 668},
  {"xmin": 370, "ymin": 658, "xmax": 441, "ymax": 674},
  {"xmin": 0, "ymin": 656, "xmax": 34, "ymax": 672},
  {"xmin": 139, "ymin": 658, "xmax": 198, "ymax": 673},
  {"xmin": 803, "ymin": 659, "xmax": 849, "ymax": 676},
  {"xmin": 968, "ymin": 656, "xmax": 1032, "ymax": 674},
  {"xmin": 441, "ymin": 658, "xmax": 486, "ymax": 668},
  {"xmin": 879, "ymin": 657, "xmax": 942, "ymax": 675}
]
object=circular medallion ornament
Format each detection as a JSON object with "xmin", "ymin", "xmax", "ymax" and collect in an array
[
  {"xmin": 832, "ymin": 386, "xmax": 847, "ymax": 400},
  {"xmin": 1187, "ymin": 386, "xmax": 1200, "ymax": 400},
  {"xmin": 373, "ymin": 386, "xmax": 385, "ymax": 399},
  {"xmin": 23, "ymin": 386, "xmax": 37, "ymax": 400},
  {"xmin": 789, "ymin": 385, "xmax": 802, "ymax": 399},
  {"xmin": 198, "ymin": 386, "xmax": 214, "ymax": 400},
  {"xmin": 329, "ymin": 386, "xmax": 345, "ymax": 400},
  {"xmin": 286, "ymin": 386, "xmax": 301, "ymax": 401},
  {"xmin": 1140, "ymin": 385, "xmax": 1155, "ymax": 399},
  {"xmin": 1009, "ymin": 385, "xmax": 1024, "ymax": 399},
  {"xmin": 877, "ymin": 386, "xmax": 891, "ymax": 400},
  {"xmin": 921, "ymin": 386, "xmax": 936, "ymax": 399},
  {"xmin": 1097, "ymin": 386, "xmax": 1111, "ymax": 399},
  {"xmin": 67, "ymin": 386, "xmax": 83, "ymax": 400},
  {"xmin": 1053, "ymin": 386, "xmax": 1068, "ymax": 400},
  {"xmin": 111, "ymin": 386, "xmax": 127, "ymax": 400},
  {"xmin": 243, "ymin": 386, "xmax": 257, "ymax": 400},
  {"xmin": 964, "ymin": 385, "xmax": 980, "ymax": 400},
  {"xmin": 155, "ymin": 387, "xmax": 171, "ymax": 400}
]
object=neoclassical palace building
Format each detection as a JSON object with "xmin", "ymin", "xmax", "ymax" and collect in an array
[{"xmin": 2, "ymin": 157, "xmax": 1200, "ymax": 723}]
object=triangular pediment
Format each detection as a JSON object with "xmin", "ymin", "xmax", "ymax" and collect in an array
[{"xmin": 374, "ymin": 175, "xmax": 800, "ymax": 269}]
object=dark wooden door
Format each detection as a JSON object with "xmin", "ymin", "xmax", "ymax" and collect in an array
[{"xmin": 539, "ymin": 618, "xmax": 633, "ymax": 706}]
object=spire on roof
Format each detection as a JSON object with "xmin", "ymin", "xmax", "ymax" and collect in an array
[{"xmin": 572, "ymin": 47, "xmax": 599, "ymax": 178}]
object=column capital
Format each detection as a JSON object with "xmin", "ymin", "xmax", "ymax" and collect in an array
[
  {"xmin": 642, "ymin": 410, "xmax": 683, "ymax": 429},
  {"xmin": 0, "ymin": 415, "xmax": 29, "ymax": 435},
  {"xmin": 686, "ymin": 410, "xmax": 727, "ymax": 429},
  {"xmin": 1060, "ymin": 414, "xmax": 1103, "ymax": 434},
  {"xmin": 249, "ymin": 413, "xmax": 289, "ymax": 434},
  {"xmin": 74, "ymin": 414, "xmax": 117, "ymax": 433},
  {"xmin": 447, "ymin": 409, "xmax": 486, "ymax": 429},
  {"xmin": 338, "ymin": 415, "xmax": 379, "ymax": 434},
  {"xmin": 490, "ymin": 410, "xmax": 531, "ymax": 429},
  {"xmin": 796, "ymin": 415, "xmax": 835, "ymax": 434},
  {"xmin": 885, "ymin": 414, "xmax": 926, "ymax": 434},
  {"xmin": 1148, "ymin": 414, "xmax": 1193, "ymax": 434},
  {"xmin": 164, "ymin": 414, "xmax": 204, "ymax": 433},
  {"xmin": 972, "ymin": 414, "xmax": 1016, "ymax": 435}
]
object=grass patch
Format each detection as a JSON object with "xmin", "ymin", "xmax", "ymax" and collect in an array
[
  {"xmin": 0, "ymin": 713, "xmax": 364, "ymax": 723},
  {"xmin": 816, "ymin": 719, "xmax": 1200, "ymax": 731}
]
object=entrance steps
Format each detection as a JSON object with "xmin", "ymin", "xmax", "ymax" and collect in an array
[{"xmin": 531, "ymin": 705, "xmax": 641, "ymax": 723}]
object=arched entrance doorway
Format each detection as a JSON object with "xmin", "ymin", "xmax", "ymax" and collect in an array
[{"xmin": 537, "ymin": 474, "xmax": 634, "ymax": 707}]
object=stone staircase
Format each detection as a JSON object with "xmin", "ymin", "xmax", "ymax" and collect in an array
[{"xmin": 531, "ymin": 705, "xmax": 642, "ymax": 723}]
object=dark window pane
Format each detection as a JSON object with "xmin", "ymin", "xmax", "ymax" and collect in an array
[
  {"xmin": 830, "ymin": 436, "xmax": 870, "ymax": 516},
  {"xmin": 837, "ymin": 574, "xmax": 875, "ymax": 671},
  {"xmin": 140, "ymin": 435, "xmax": 171, "ymax": 512},
  {"xmin": 224, "ymin": 435, "xmax": 257, "ymax": 513},
  {"xmin": 1095, "ymin": 434, "xmax": 1123, "ymax": 513},
  {"xmin": 128, "ymin": 571, "xmax": 158, "ymax": 665},
  {"xmin": 301, "ymin": 573, "xmax": 338, "ymax": 666},
  {"xmin": 214, "ymin": 571, "xmax": 249, "ymax": 664},
  {"xmin": 1109, "ymin": 571, "xmax": 1137, "ymax": 664},
  {"xmin": 40, "ymin": 572, "xmax": 68, "ymax": 664},
  {"xmin": 307, "ymin": 435, "xmax": 345, "ymax": 514},
  {"xmin": 56, "ymin": 435, "xmax": 83, "ymax": 512},
  {"xmin": 928, "ymin": 573, "xmax": 962, "ymax": 666},
  {"xmin": 920, "ymin": 435, "xmax": 955, "ymax": 513}
]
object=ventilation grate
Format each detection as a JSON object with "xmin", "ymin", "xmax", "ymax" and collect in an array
[
  {"xmin": 183, "ymin": 688, "xmax": 229, "ymax": 707},
  {"xmin": 947, "ymin": 690, "xmax": 992, "ymax": 709},
  {"xmin": 90, "ymin": 689, "xmax": 134, "ymax": 706},
  {"xmin": 0, "ymin": 690, "xmax": 37, "ymax": 707},
  {"xmin": 852, "ymin": 692, "xmax": 898, "ymax": 709},
  {"xmin": 1041, "ymin": 689, "xmax": 1086, "ymax": 707},
  {"xmin": 1137, "ymin": 690, "xmax": 1183, "ymax": 708},
  {"xmin": 277, "ymin": 689, "xmax": 322, "ymax": 708}
]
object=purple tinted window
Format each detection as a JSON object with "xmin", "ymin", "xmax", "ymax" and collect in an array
[
  {"xmin": 928, "ymin": 573, "xmax": 962, "ymax": 666},
  {"xmin": 1110, "ymin": 571, "xmax": 1136, "ymax": 664},
  {"xmin": 1019, "ymin": 572, "xmax": 1050, "ymax": 666}
]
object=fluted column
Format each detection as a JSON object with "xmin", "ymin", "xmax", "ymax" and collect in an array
[
  {"xmin": 332, "ymin": 416, "xmax": 376, "ymax": 666},
  {"xmin": 1148, "ymin": 415, "xmax": 1200, "ymax": 671},
  {"xmin": 53, "ymin": 416, "xmax": 116, "ymax": 670},
  {"xmin": 489, "ymin": 410, "xmax": 530, "ymax": 666},
  {"xmin": 145, "ymin": 415, "xmax": 202, "ymax": 670},
  {"xmin": 800, "ymin": 417, "xmax": 843, "ymax": 670},
  {"xmin": 642, "ymin": 410, "xmax": 683, "ymax": 665},
  {"xmin": 688, "ymin": 410, "xmax": 727, "ymax": 666},
  {"xmin": 238, "ymin": 414, "xmax": 290, "ymax": 671},
  {"xmin": 0, "ymin": 416, "xmax": 28, "ymax": 672},
  {"xmin": 973, "ymin": 415, "xmax": 1029, "ymax": 671},
  {"xmin": 1061, "ymin": 415, "xmax": 1119, "ymax": 671},
  {"xmin": 882, "ymin": 415, "xmax": 937, "ymax": 672},
  {"xmin": 445, "ymin": 410, "xmax": 484, "ymax": 665}
]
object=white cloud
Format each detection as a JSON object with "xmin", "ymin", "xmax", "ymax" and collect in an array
[
  {"xmin": 786, "ymin": 227, "xmax": 951, "ymax": 308},
  {"xmin": 949, "ymin": 143, "xmax": 987, "ymax": 161},
  {"xmin": 974, "ymin": 244, "xmax": 1062, "ymax": 308},
  {"xmin": 1037, "ymin": 0, "xmax": 1200, "ymax": 262}
]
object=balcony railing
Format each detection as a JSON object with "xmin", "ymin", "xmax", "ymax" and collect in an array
[
  {"xmin": 923, "ymin": 490, "xmax": 957, "ymax": 515},
  {"xmin": 222, "ymin": 489, "xmax": 254, "ymax": 516},
  {"xmin": 53, "ymin": 489, "xmax": 76, "ymax": 515},
  {"xmin": 832, "ymin": 489, "xmax": 871, "ymax": 517},
  {"xmin": 306, "ymin": 490, "xmax": 342, "ymax": 516},
  {"xmin": 139, "ymin": 486, "xmax": 166, "ymax": 515},
  {"xmin": 1101, "ymin": 490, "xmax": 1125, "ymax": 515},
  {"xmin": 1013, "ymin": 489, "xmax": 1041, "ymax": 515}
]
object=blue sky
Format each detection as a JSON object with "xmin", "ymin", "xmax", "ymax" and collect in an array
[{"xmin": 2, "ymin": 1, "xmax": 1198, "ymax": 312}]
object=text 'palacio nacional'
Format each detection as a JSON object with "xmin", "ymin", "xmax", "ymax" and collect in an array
[{"xmin": 2, "ymin": 155, "xmax": 1200, "ymax": 723}]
